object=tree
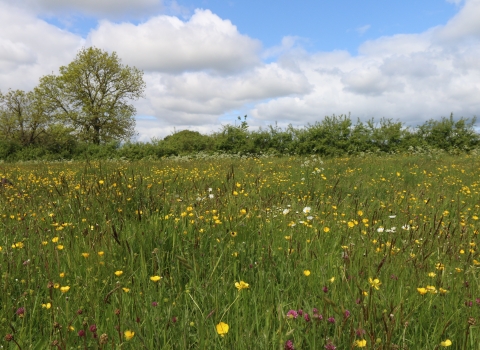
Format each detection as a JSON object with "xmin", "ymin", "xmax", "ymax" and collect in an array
[
  {"xmin": 37, "ymin": 47, "xmax": 145, "ymax": 144},
  {"xmin": 0, "ymin": 89, "xmax": 51, "ymax": 146}
]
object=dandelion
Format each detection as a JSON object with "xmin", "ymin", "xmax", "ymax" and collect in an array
[
  {"xmin": 216, "ymin": 322, "xmax": 229, "ymax": 336},
  {"xmin": 440, "ymin": 339, "xmax": 452, "ymax": 347},
  {"xmin": 124, "ymin": 330, "xmax": 135, "ymax": 340},
  {"xmin": 368, "ymin": 278, "xmax": 381, "ymax": 290},
  {"xmin": 150, "ymin": 276, "xmax": 162, "ymax": 282},
  {"xmin": 234, "ymin": 281, "xmax": 250, "ymax": 290},
  {"xmin": 303, "ymin": 270, "xmax": 311, "ymax": 276}
]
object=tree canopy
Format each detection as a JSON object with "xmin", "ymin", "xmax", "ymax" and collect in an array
[{"xmin": 37, "ymin": 47, "xmax": 145, "ymax": 144}]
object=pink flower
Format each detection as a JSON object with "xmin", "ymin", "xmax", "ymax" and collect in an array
[{"xmin": 286, "ymin": 310, "xmax": 298, "ymax": 319}]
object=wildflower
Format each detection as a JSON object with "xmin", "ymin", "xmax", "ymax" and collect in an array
[
  {"xmin": 417, "ymin": 287, "xmax": 428, "ymax": 295},
  {"xmin": 216, "ymin": 322, "xmax": 229, "ymax": 336},
  {"xmin": 98, "ymin": 251, "xmax": 104, "ymax": 256},
  {"xmin": 124, "ymin": 330, "xmax": 135, "ymax": 340},
  {"xmin": 59, "ymin": 272, "xmax": 65, "ymax": 278},
  {"xmin": 60, "ymin": 286, "xmax": 70, "ymax": 293},
  {"xmin": 344, "ymin": 310, "xmax": 351, "ymax": 318},
  {"xmin": 368, "ymin": 278, "xmax": 381, "ymax": 290},
  {"xmin": 16, "ymin": 307, "xmax": 25, "ymax": 317},
  {"xmin": 426, "ymin": 285, "xmax": 437, "ymax": 294},
  {"xmin": 57, "ymin": 245, "xmax": 64, "ymax": 250},
  {"xmin": 303, "ymin": 207, "xmax": 311, "ymax": 214},
  {"xmin": 230, "ymin": 231, "xmax": 237, "ymax": 237},
  {"xmin": 284, "ymin": 339, "xmax": 295, "ymax": 350},
  {"xmin": 428, "ymin": 272, "xmax": 436, "ymax": 278},
  {"xmin": 322, "ymin": 286, "xmax": 328, "ymax": 293},
  {"xmin": 82, "ymin": 253, "xmax": 89, "ymax": 258},
  {"xmin": 357, "ymin": 210, "xmax": 363, "ymax": 216},
  {"xmin": 303, "ymin": 270, "xmax": 311, "ymax": 276},
  {"xmin": 435, "ymin": 263, "xmax": 445, "ymax": 270},
  {"xmin": 42, "ymin": 303, "xmax": 51, "ymax": 309},
  {"xmin": 114, "ymin": 271, "xmax": 123, "ymax": 277},
  {"xmin": 439, "ymin": 288, "xmax": 448, "ymax": 294},
  {"xmin": 78, "ymin": 330, "xmax": 85, "ymax": 337},
  {"xmin": 283, "ymin": 209, "xmax": 290, "ymax": 215},
  {"xmin": 304, "ymin": 313, "xmax": 311, "ymax": 322},
  {"xmin": 324, "ymin": 341, "xmax": 337, "ymax": 350},
  {"xmin": 89, "ymin": 324, "xmax": 97, "ymax": 333},
  {"xmin": 440, "ymin": 339, "xmax": 452, "ymax": 347},
  {"xmin": 327, "ymin": 317, "xmax": 336, "ymax": 324},
  {"xmin": 150, "ymin": 276, "xmax": 162, "ymax": 282},
  {"xmin": 324, "ymin": 227, "xmax": 330, "ymax": 232},
  {"xmin": 151, "ymin": 302, "xmax": 158, "ymax": 307},
  {"xmin": 377, "ymin": 227, "xmax": 384, "ymax": 233},
  {"xmin": 52, "ymin": 237, "xmax": 59, "ymax": 243},
  {"xmin": 329, "ymin": 277, "xmax": 335, "ymax": 283},
  {"xmin": 286, "ymin": 310, "xmax": 298, "ymax": 319},
  {"xmin": 354, "ymin": 339, "xmax": 367, "ymax": 347},
  {"xmin": 234, "ymin": 281, "xmax": 250, "ymax": 290},
  {"xmin": 122, "ymin": 288, "xmax": 130, "ymax": 293}
]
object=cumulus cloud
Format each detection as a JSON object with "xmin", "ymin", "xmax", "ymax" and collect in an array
[
  {"xmin": 0, "ymin": 2, "xmax": 83, "ymax": 91},
  {"xmin": 87, "ymin": 10, "xmax": 262, "ymax": 73}
]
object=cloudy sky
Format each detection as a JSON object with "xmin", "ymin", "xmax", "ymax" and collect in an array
[{"xmin": 1, "ymin": 0, "xmax": 479, "ymax": 141}]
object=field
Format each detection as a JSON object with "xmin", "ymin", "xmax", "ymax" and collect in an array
[{"xmin": 0, "ymin": 154, "xmax": 479, "ymax": 349}]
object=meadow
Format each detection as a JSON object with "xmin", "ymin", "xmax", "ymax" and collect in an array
[{"xmin": 0, "ymin": 153, "xmax": 479, "ymax": 349}]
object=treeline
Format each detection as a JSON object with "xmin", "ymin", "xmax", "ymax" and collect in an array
[{"xmin": 0, "ymin": 114, "xmax": 478, "ymax": 162}]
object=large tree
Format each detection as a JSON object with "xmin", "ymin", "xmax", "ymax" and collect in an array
[{"xmin": 38, "ymin": 47, "xmax": 145, "ymax": 144}]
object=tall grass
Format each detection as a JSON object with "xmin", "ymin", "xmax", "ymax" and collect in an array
[{"xmin": 0, "ymin": 154, "xmax": 479, "ymax": 349}]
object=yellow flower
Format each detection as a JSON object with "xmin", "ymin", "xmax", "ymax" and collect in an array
[
  {"xmin": 417, "ymin": 287, "xmax": 428, "ymax": 295},
  {"xmin": 150, "ymin": 276, "xmax": 162, "ymax": 282},
  {"xmin": 52, "ymin": 237, "xmax": 59, "ymax": 243},
  {"xmin": 98, "ymin": 251, "xmax": 104, "ymax": 256},
  {"xmin": 60, "ymin": 286, "xmax": 70, "ymax": 293},
  {"xmin": 440, "ymin": 339, "xmax": 452, "ymax": 347},
  {"xmin": 303, "ymin": 270, "xmax": 311, "ymax": 276},
  {"xmin": 435, "ymin": 262, "xmax": 445, "ymax": 270},
  {"xmin": 235, "ymin": 281, "xmax": 250, "ymax": 290},
  {"xmin": 41, "ymin": 241, "xmax": 48, "ymax": 246},
  {"xmin": 57, "ymin": 245, "xmax": 64, "ymax": 250},
  {"xmin": 82, "ymin": 253, "xmax": 89, "ymax": 258},
  {"xmin": 368, "ymin": 278, "xmax": 381, "ymax": 290},
  {"xmin": 323, "ymin": 227, "xmax": 330, "ymax": 232},
  {"xmin": 124, "ymin": 330, "xmax": 135, "ymax": 340},
  {"xmin": 354, "ymin": 339, "xmax": 367, "ymax": 347},
  {"xmin": 54, "ymin": 283, "xmax": 60, "ymax": 289},
  {"xmin": 123, "ymin": 288, "xmax": 130, "ymax": 293},
  {"xmin": 426, "ymin": 285, "xmax": 437, "ymax": 294},
  {"xmin": 329, "ymin": 277, "xmax": 335, "ymax": 283},
  {"xmin": 216, "ymin": 322, "xmax": 229, "ymax": 336},
  {"xmin": 42, "ymin": 302, "xmax": 51, "ymax": 309},
  {"xmin": 428, "ymin": 272, "xmax": 436, "ymax": 278},
  {"xmin": 230, "ymin": 231, "xmax": 238, "ymax": 237},
  {"xmin": 357, "ymin": 210, "xmax": 363, "ymax": 216},
  {"xmin": 114, "ymin": 271, "xmax": 123, "ymax": 277},
  {"xmin": 439, "ymin": 288, "xmax": 448, "ymax": 294},
  {"xmin": 59, "ymin": 272, "xmax": 65, "ymax": 278}
]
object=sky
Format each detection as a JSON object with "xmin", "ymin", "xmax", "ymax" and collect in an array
[{"xmin": 1, "ymin": 0, "xmax": 479, "ymax": 141}]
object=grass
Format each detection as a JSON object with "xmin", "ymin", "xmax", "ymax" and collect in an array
[{"xmin": 0, "ymin": 153, "xmax": 479, "ymax": 349}]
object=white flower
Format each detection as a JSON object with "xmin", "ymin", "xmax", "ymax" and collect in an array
[
  {"xmin": 303, "ymin": 207, "xmax": 311, "ymax": 214},
  {"xmin": 389, "ymin": 215, "xmax": 396, "ymax": 219},
  {"xmin": 377, "ymin": 227, "xmax": 385, "ymax": 233},
  {"xmin": 208, "ymin": 194, "xmax": 214, "ymax": 199},
  {"xmin": 402, "ymin": 225, "xmax": 410, "ymax": 230},
  {"xmin": 306, "ymin": 216, "xmax": 313, "ymax": 221},
  {"xmin": 208, "ymin": 188, "xmax": 212, "ymax": 192},
  {"xmin": 283, "ymin": 209, "xmax": 290, "ymax": 215}
]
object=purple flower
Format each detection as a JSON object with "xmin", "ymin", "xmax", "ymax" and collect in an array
[
  {"xmin": 313, "ymin": 313, "xmax": 323, "ymax": 321},
  {"xmin": 390, "ymin": 274, "xmax": 398, "ymax": 280},
  {"xmin": 286, "ymin": 310, "xmax": 298, "ymax": 319},
  {"xmin": 89, "ymin": 324, "xmax": 97, "ymax": 333},
  {"xmin": 78, "ymin": 330, "xmax": 86, "ymax": 337},
  {"xmin": 476, "ymin": 298, "xmax": 480, "ymax": 305},
  {"xmin": 284, "ymin": 340, "xmax": 295, "ymax": 350},
  {"xmin": 327, "ymin": 317, "xmax": 336, "ymax": 324},
  {"xmin": 355, "ymin": 328, "xmax": 366, "ymax": 336},
  {"xmin": 324, "ymin": 342, "xmax": 337, "ymax": 350},
  {"xmin": 16, "ymin": 307, "xmax": 25, "ymax": 317},
  {"xmin": 304, "ymin": 313, "xmax": 311, "ymax": 322},
  {"xmin": 152, "ymin": 301, "xmax": 158, "ymax": 307},
  {"xmin": 172, "ymin": 316, "xmax": 177, "ymax": 323},
  {"xmin": 465, "ymin": 300, "xmax": 473, "ymax": 307},
  {"xmin": 313, "ymin": 308, "xmax": 318, "ymax": 314},
  {"xmin": 344, "ymin": 310, "xmax": 351, "ymax": 318},
  {"xmin": 297, "ymin": 309, "xmax": 303, "ymax": 316},
  {"xmin": 322, "ymin": 286, "xmax": 328, "ymax": 293}
]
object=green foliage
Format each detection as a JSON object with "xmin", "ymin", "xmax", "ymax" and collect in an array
[{"xmin": 37, "ymin": 47, "xmax": 145, "ymax": 145}]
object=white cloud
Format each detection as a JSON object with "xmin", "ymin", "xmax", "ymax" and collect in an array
[
  {"xmin": 356, "ymin": 24, "xmax": 371, "ymax": 36},
  {"xmin": 1, "ymin": 0, "xmax": 162, "ymax": 18},
  {"xmin": 0, "ymin": 2, "xmax": 83, "ymax": 91},
  {"xmin": 87, "ymin": 9, "xmax": 262, "ymax": 73}
]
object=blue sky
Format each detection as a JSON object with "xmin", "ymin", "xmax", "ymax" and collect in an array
[{"xmin": 1, "ymin": 0, "xmax": 479, "ymax": 141}]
